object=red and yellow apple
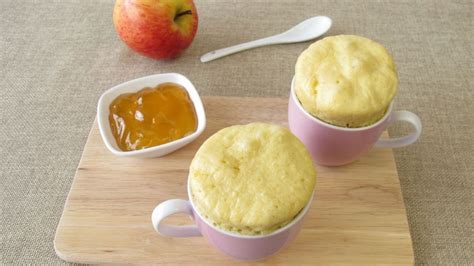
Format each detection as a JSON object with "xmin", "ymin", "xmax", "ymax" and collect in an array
[{"xmin": 113, "ymin": 0, "xmax": 198, "ymax": 60}]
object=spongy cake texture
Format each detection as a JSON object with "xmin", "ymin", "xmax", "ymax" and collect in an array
[
  {"xmin": 295, "ymin": 35, "xmax": 398, "ymax": 128},
  {"xmin": 189, "ymin": 123, "xmax": 316, "ymax": 235}
]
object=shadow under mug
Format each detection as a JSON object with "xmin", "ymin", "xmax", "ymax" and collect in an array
[
  {"xmin": 152, "ymin": 180, "xmax": 315, "ymax": 260},
  {"xmin": 288, "ymin": 77, "xmax": 422, "ymax": 166}
]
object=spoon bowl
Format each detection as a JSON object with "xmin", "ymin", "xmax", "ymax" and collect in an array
[
  {"xmin": 200, "ymin": 16, "xmax": 332, "ymax": 63},
  {"xmin": 276, "ymin": 16, "xmax": 332, "ymax": 43}
]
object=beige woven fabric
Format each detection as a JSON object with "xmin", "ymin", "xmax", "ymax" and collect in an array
[{"xmin": 1, "ymin": 0, "xmax": 472, "ymax": 264}]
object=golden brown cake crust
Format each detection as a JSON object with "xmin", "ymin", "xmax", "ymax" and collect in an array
[
  {"xmin": 189, "ymin": 123, "xmax": 316, "ymax": 235},
  {"xmin": 295, "ymin": 35, "xmax": 398, "ymax": 128}
]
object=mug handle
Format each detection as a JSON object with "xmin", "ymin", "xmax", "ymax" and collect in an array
[
  {"xmin": 151, "ymin": 199, "xmax": 202, "ymax": 237},
  {"xmin": 374, "ymin": 111, "xmax": 422, "ymax": 148}
]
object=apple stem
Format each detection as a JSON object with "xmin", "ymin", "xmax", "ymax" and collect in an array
[{"xmin": 175, "ymin": 10, "xmax": 192, "ymax": 20}]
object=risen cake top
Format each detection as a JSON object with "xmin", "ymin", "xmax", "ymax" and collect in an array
[
  {"xmin": 189, "ymin": 123, "xmax": 316, "ymax": 235},
  {"xmin": 295, "ymin": 35, "xmax": 398, "ymax": 127}
]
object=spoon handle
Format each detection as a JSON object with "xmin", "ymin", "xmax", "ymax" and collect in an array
[{"xmin": 200, "ymin": 36, "xmax": 281, "ymax": 63}]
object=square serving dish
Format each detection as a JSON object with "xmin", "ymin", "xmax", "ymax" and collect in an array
[{"xmin": 97, "ymin": 73, "xmax": 206, "ymax": 158}]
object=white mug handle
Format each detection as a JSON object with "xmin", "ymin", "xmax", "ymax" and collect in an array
[
  {"xmin": 374, "ymin": 111, "xmax": 422, "ymax": 148},
  {"xmin": 151, "ymin": 199, "xmax": 201, "ymax": 237}
]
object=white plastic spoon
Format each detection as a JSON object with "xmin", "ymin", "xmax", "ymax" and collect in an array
[{"xmin": 200, "ymin": 16, "xmax": 332, "ymax": 63}]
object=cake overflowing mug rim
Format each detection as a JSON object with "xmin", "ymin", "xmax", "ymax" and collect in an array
[
  {"xmin": 187, "ymin": 177, "xmax": 316, "ymax": 239},
  {"xmin": 291, "ymin": 76, "xmax": 393, "ymax": 131}
]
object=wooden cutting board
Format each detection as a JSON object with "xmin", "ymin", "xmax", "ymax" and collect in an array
[{"xmin": 54, "ymin": 96, "xmax": 413, "ymax": 264}]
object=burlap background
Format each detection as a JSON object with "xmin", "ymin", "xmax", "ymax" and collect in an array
[{"xmin": 1, "ymin": 0, "xmax": 472, "ymax": 264}]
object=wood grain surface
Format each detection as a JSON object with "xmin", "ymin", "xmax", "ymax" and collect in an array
[{"xmin": 54, "ymin": 96, "xmax": 413, "ymax": 264}]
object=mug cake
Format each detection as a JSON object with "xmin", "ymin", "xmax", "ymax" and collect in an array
[
  {"xmin": 295, "ymin": 35, "xmax": 398, "ymax": 128},
  {"xmin": 189, "ymin": 123, "xmax": 316, "ymax": 236}
]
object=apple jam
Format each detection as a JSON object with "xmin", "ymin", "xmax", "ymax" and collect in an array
[{"xmin": 109, "ymin": 83, "xmax": 197, "ymax": 151}]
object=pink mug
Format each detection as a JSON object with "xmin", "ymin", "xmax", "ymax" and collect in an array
[
  {"xmin": 151, "ymin": 180, "xmax": 315, "ymax": 260},
  {"xmin": 288, "ymin": 77, "xmax": 422, "ymax": 166}
]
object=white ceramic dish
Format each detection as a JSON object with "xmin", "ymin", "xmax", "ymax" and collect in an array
[{"xmin": 97, "ymin": 73, "xmax": 206, "ymax": 158}]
